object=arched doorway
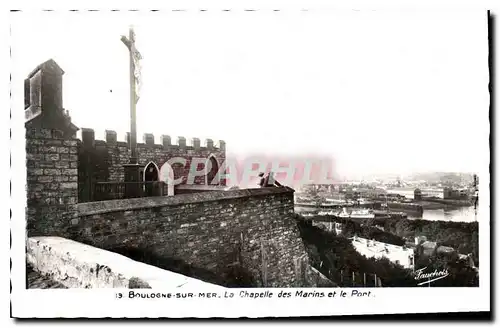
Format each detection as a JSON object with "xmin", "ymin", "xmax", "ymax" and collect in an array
[
  {"xmin": 206, "ymin": 155, "xmax": 219, "ymax": 185},
  {"xmin": 144, "ymin": 162, "xmax": 159, "ymax": 196}
]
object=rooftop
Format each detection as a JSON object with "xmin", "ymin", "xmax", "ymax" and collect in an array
[
  {"xmin": 351, "ymin": 237, "xmax": 413, "ymax": 255},
  {"xmin": 27, "ymin": 58, "xmax": 64, "ymax": 79}
]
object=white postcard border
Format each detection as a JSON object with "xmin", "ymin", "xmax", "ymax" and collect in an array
[{"xmin": 8, "ymin": 5, "xmax": 492, "ymax": 318}]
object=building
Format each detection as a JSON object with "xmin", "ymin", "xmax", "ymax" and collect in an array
[
  {"xmin": 310, "ymin": 220, "xmax": 343, "ymax": 235},
  {"xmin": 443, "ymin": 187, "xmax": 469, "ymax": 200},
  {"xmin": 350, "ymin": 236, "xmax": 415, "ymax": 270},
  {"xmin": 24, "ymin": 59, "xmax": 320, "ymax": 288},
  {"xmin": 421, "ymin": 241, "xmax": 438, "ymax": 256},
  {"xmin": 24, "ymin": 59, "xmax": 227, "ymax": 204},
  {"xmin": 420, "ymin": 188, "xmax": 445, "ymax": 199}
]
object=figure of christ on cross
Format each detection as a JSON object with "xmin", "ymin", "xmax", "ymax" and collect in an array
[{"xmin": 121, "ymin": 26, "xmax": 144, "ymax": 197}]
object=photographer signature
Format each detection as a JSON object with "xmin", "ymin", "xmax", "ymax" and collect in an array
[{"xmin": 414, "ymin": 267, "xmax": 449, "ymax": 285}]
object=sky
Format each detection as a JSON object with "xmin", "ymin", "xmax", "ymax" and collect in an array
[{"xmin": 10, "ymin": 10, "xmax": 490, "ymax": 179}]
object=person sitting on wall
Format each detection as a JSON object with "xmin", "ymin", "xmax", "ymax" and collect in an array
[
  {"xmin": 258, "ymin": 172, "xmax": 283, "ymax": 188},
  {"xmin": 258, "ymin": 172, "xmax": 266, "ymax": 187}
]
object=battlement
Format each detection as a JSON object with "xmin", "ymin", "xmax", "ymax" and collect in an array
[{"xmin": 80, "ymin": 128, "xmax": 226, "ymax": 151}]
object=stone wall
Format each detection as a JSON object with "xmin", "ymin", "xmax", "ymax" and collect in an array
[
  {"xmin": 22, "ymin": 59, "xmax": 324, "ymax": 288},
  {"xmin": 64, "ymin": 187, "xmax": 314, "ymax": 287},
  {"xmin": 26, "ymin": 127, "xmax": 79, "ymax": 236},
  {"xmin": 27, "ymin": 236, "xmax": 222, "ymax": 289},
  {"xmin": 25, "ymin": 128, "xmax": 323, "ymax": 288}
]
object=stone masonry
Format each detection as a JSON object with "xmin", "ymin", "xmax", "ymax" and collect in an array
[
  {"xmin": 26, "ymin": 127, "xmax": 79, "ymax": 237},
  {"xmin": 78, "ymin": 129, "xmax": 225, "ymax": 202},
  {"xmin": 67, "ymin": 188, "xmax": 313, "ymax": 287}
]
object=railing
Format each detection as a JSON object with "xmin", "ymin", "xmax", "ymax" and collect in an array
[
  {"xmin": 337, "ymin": 269, "xmax": 382, "ymax": 287},
  {"xmin": 93, "ymin": 181, "xmax": 168, "ymax": 201}
]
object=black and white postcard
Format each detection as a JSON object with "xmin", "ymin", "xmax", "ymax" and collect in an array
[{"xmin": 9, "ymin": 3, "xmax": 491, "ymax": 319}]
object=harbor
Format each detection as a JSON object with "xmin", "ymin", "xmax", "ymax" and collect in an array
[
  {"xmin": 296, "ymin": 206, "xmax": 408, "ymax": 220},
  {"xmin": 296, "ymin": 204, "xmax": 477, "ymax": 223},
  {"xmin": 295, "ymin": 182, "xmax": 478, "ymax": 223}
]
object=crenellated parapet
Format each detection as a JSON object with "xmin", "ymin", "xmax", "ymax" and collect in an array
[
  {"xmin": 205, "ymin": 139, "xmax": 214, "ymax": 150},
  {"xmin": 219, "ymin": 140, "xmax": 226, "ymax": 151},
  {"xmin": 191, "ymin": 138, "xmax": 200, "ymax": 150},
  {"xmin": 79, "ymin": 128, "xmax": 226, "ymax": 152},
  {"xmin": 177, "ymin": 136, "xmax": 186, "ymax": 149},
  {"xmin": 105, "ymin": 130, "xmax": 117, "ymax": 144},
  {"xmin": 160, "ymin": 135, "xmax": 171, "ymax": 147},
  {"xmin": 78, "ymin": 128, "xmax": 227, "ymax": 192},
  {"xmin": 81, "ymin": 128, "xmax": 95, "ymax": 148},
  {"xmin": 143, "ymin": 133, "xmax": 155, "ymax": 146}
]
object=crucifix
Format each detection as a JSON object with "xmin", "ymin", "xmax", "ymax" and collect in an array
[{"xmin": 121, "ymin": 26, "xmax": 144, "ymax": 197}]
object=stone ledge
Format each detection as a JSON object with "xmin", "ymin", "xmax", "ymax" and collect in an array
[
  {"xmin": 27, "ymin": 236, "xmax": 224, "ymax": 289},
  {"xmin": 176, "ymin": 185, "xmax": 228, "ymax": 191},
  {"xmin": 76, "ymin": 187, "xmax": 295, "ymax": 216},
  {"xmin": 27, "ymin": 264, "xmax": 67, "ymax": 289}
]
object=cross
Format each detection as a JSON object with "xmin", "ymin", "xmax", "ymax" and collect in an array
[
  {"xmin": 121, "ymin": 26, "xmax": 141, "ymax": 164},
  {"xmin": 121, "ymin": 26, "xmax": 144, "ymax": 198}
]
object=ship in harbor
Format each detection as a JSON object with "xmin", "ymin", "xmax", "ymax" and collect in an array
[
  {"xmin": 350, "ymin": 208, "xmax": 375, "ymax": 219},
  {"xmin": 338, "ymin": 208, "xmax": 350, "ymax": 218},
  {"xmin": 317, "ymin": 210, "xmax": 337, "ymax": 216},
  {"xmin": 295, "ymin": 200, "xmax": 356, "ymax": 208},
  {"xmin": 317, "ymin": 207, "xmax": 375, "ymax": 219}
]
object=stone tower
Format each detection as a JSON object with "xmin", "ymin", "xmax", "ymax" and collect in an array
[
  {"xmin": 24, "ymin": 59, "xmax": 78, "ymax": 137},
  {"xmin": 25, "ymin": 59, "xmax": 79, "ymax": 236}
]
